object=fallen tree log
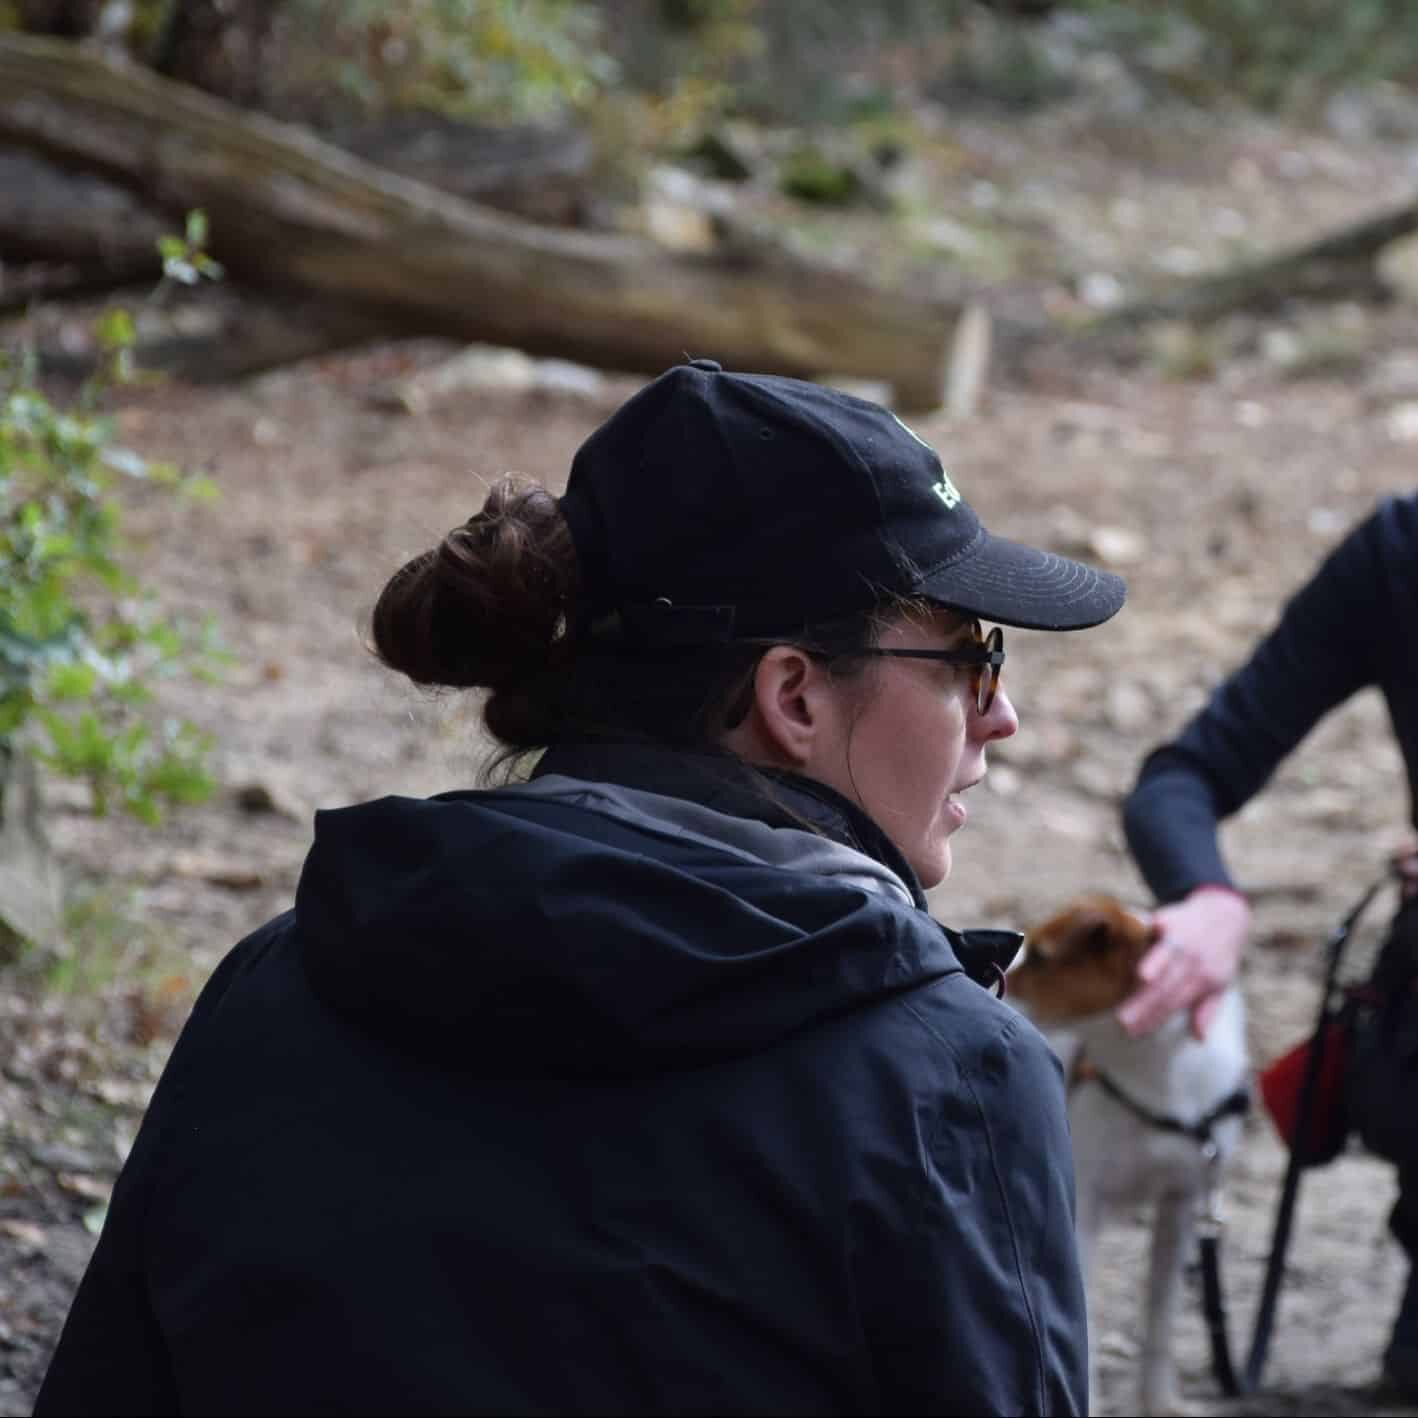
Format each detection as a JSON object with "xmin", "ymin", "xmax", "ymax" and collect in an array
[
  {"xmin": 0, "ymin": 145, "xmax": 163, "ymax": 274},
  {"xmin": 21, "ymin": 282, "xmax": 390, "ymax": 382},
  {"xmin": 330, "ymin": 114, "xmax": 602, "ymax": 229},
  {"xmin": 1084, "ymin": 196, "xmax": 1418, "ymax": 336},
  {"xmin": 0, "ymin": 264, "xmax": 151, "ymax": 315},
  {"xmin": 0, "ymin": 117, "xmax": 601, "ymax": 315},
  {"xmin": 0, "ymin": 35, "xmax": 955, "ymax": 409},
  {"xmin": 0, "ymin": 115, "xmax": 600, "ymax": 278},
  {"xmin": 0, "ymin": 115, "xmax": 601, "ymax": 323}
]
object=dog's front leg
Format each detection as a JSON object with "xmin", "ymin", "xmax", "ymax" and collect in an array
[
  {"xmin": 1141, "ymin": 1189, "xmax": 1194, "ymax": 1417},
  {"xmin": 1073, "ymin": 1180, "xmax": 1105, "ymax": 1416}
]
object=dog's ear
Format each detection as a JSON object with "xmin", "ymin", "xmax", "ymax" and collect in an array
[
  {"xmin": 1059, "ymin": 895, "xmax": 1151, "ymax": 957},
  {"xmin": 1081, "ymin": 919, "xmax": 1116, "ymax": 953},
  {"xmin": 1056, "ymin": 900, "xmax": 1119, "ymax": 950}
]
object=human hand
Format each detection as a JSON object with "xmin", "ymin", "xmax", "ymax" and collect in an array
[
  {"xmin": 1391, "ymin": 840, "xmax": 1418, "ymax": 899},
  {"xmin": 1115, "ymin": 885, "xmax": 1250, "ymax": 1042}
]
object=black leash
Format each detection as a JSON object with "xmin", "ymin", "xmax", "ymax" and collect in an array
[
  {"xmin": 1083, "ymin": 1066, "xmax": 1250, "ymax": 1392},
  {"xmin": 1201, "ymin": 872, "xmax": 1392, "ymax": 1397}
]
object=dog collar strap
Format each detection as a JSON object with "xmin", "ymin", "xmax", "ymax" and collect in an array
[{"xmin": 1091, "ymin": 1068, "xmax": 1251, "ymax": 1145}]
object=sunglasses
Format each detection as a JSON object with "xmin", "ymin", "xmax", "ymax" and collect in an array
[{"xmin": 853, "ymin": 622, "xmax": 1005, "ymax": 714}]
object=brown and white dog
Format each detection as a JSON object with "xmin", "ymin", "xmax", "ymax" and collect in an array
[{"xmin": 1009, "ymin": 896, "xmax": 1250, "ymax": 1418}]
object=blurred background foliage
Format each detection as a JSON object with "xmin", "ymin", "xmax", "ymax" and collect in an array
[
  {"xmin": 5, "ymin": 0, "xmax": 1418, "ymax": 833},
  {"xmin": 10, "ymin": 1, "xmax": 1418, "ymax": 138}
]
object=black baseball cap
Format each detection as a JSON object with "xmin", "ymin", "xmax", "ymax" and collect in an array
[{"xmin": 559, "ymin": 359, "xmax": 1125, "ymax": 645}]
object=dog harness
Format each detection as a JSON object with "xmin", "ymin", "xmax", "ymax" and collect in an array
[{"xmin": 1082, "ymin": 1064, "xmax": 1251, "ymax": 1146}]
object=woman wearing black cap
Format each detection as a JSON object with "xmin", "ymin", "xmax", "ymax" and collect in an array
[{"xmin": 35, "ymin": 362, "xmax": 1125, "ymax": 1417}]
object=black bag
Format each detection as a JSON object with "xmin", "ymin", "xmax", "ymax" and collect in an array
[{"xmin": 1346, "ymin": 897, "xmax": 1418, "ymax": 1168}]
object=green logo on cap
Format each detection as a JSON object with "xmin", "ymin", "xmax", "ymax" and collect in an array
[
  {"xmin": 891, "ymin": 413, "xmax": 960, "ymax": 510},
  {"xmin": 932, "ymin": 472, "xmax": 961, "ymax": 509}
]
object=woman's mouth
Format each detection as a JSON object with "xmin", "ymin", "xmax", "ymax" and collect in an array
[{"xmin": 944, "ymin": 778, "xmax": 983, "ymax": 830}]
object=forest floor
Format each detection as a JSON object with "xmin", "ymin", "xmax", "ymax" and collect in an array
[{"xmin": 7, "ymin": 76, "xmax": 1418, "ymax": 1416}]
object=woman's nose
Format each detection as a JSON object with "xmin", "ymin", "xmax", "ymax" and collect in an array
[{"xmin": 976, "ymin": 685, "xmax": 1018, "ymax": 742}]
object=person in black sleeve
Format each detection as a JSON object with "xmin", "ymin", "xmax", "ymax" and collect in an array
[
  {"xmin": 35, "ymin": 361, "xmax": 1126, "ymax": 1417},
  {"xmin": 1120, "ymin": 491, "xmax": 1418, "ymax": 1399}
]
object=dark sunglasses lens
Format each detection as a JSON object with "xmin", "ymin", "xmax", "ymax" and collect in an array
[{"xmin": 977, "ymin": 627, "xmax": 1002, "ymax": 713}]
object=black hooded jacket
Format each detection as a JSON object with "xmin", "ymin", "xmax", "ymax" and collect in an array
[{"xmin": 35, "ymin": 745, "xmax": 1087, "ymax": 1416}]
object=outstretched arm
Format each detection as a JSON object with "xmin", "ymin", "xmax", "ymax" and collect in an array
[{"xmin": 1120, "ymin": 500, "xmax": 1394, "ymax": 1037}]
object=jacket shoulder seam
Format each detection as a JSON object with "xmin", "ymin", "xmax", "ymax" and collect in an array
[{"xmin": 902, "ymin": 1000, "xmax": 1049, "ymax": 1411}]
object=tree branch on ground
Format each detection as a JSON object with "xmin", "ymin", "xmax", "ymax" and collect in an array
[{"xmin": 1083, "ymin": 197, "xmax": 1418, "ymax": 339}]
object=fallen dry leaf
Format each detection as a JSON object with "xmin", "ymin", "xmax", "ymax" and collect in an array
[
  {"xmin": 123, "ymin": 975, "xmax": 193, "ymax": 1047},
  {"xmin": 0, "ymin": 1219, "xmax": 47, "ymax": 1251},
  {"xmin": 57, "ymin": 1172, "xmax": 112, "ymax": 1203},
  {"xmin": 167, "ymin": 851, "xmax": 265, "ymax": 890}
]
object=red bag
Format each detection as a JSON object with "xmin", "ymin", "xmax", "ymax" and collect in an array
[{"xmin": 1258, "ymin": 1014, "xmax": 1353, "ymax": 1167}]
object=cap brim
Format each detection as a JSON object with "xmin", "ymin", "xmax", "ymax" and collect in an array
[{"xmin": 919, "ymin": 531, "xmax": 1126, "ymax": 631}]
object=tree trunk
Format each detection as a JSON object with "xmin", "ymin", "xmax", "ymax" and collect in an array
[
  {"xmin": 150, "ymin": 0, "xmax": 282, "ymax": 107},
  {"xmin": 0, "ymin": 34, "xmax": 955, "ymax": 409},
  {"xmin": 17, "ymin": 0, "xmax": 100, "ymax": 38},
  {"xmin": 0, "ymin": 746, "xmax": 63, "ymax": 959}
]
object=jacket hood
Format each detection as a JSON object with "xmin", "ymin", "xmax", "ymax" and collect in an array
[{"xmin": 296, "ymin": 746, "xmax": 1016, "ymax": 1075}]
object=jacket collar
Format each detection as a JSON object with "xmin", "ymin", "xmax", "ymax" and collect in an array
[
  {"xmin": 532, "ymin": 741, "xmax": 1024, "ymax": 989},
  {"xmin": 532, "ymin": 741, "xmax": 930, "ymax": 908}
]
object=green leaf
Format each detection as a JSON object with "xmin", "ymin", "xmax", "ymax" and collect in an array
[
  {"xmin": 94, "ymin": 308, "xmax": 136, "ymax": 352},
  {"xmin": 122, "ymin": 792, "xmax": 161, "ymax": 827},
  {"xmin": 140, "ymin": 622, "xmax": 182, "ymax": 658},
  {"xmin": 44, "ymin": 661, "xmax": 97, "ymax": 701},
  {"xmin": 180, "ymin": 474, "xmax": 220, "ymax": 503},
  {"xmin": 0, "ymin": 697, "xmax": 29, "ymax": 737}
]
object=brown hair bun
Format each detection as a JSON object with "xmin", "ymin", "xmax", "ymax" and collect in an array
[{"xmin": 371, "ymin": 477, "xmax": 578, "ymax": 692}]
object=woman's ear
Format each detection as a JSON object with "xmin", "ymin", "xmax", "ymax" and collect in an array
[{"xmin": 724, "ymin": 646, "xmax": 832, "ymax": 768}]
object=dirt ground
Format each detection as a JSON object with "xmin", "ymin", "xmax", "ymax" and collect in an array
[{"xmin": 7, "ymin": 90, "xmax": 1418, "ymax": 1416}]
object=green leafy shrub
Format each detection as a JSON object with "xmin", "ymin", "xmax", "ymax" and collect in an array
[
  {"xmin": 0, "ymin": 215, "xmax": 225, "ymax": 824},
  {"xmin": 778, "ymin": 145, "xmax": 866, "ymax": 205},
  {"xmin": 276, "ymin": 0, "xmax": 619, "ymax": 123},
  {"xmin": 1072, "ymin": 0, "xmax": 1418, "ymax": 114}
]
